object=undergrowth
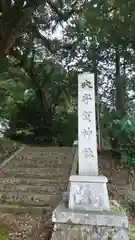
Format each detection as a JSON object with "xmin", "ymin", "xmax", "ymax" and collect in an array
[
  {"xmin": 112, "ymin": 205, "xmax": 135, "ymax": 239},
  {"xmin": 0, "ymin": 232, "xmax": 8, "ymax": 240}
]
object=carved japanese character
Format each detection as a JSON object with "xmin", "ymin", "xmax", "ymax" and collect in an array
[
  {"xmin": 82, "ymin": 127, "xmax": 92, "ymax": 140},
  {"xmin": 82, "ymin": 93, "xmax": 92, "ymax": 104},
  {"xmin": 82, "ymin": 111, "xmax": 92, "ymax": 122},
  {"xmin": 82, "ymin": 148, "xmax": 94, "ymax": 158},
  {"xmin": 81, "ymin": 80, "xmax": 92, "ymax": 89}
]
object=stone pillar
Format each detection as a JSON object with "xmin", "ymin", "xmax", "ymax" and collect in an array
[
  {"xmin": 69, "ymin": 73, "xmax": 110, "ymax": 212},
  {"xmin": 51, "ymin": 73, "xmax": 129, "ymax": 240},
  {"xmin": 78, "ymin": 73, "xmax": 98, "ymax": 176}
]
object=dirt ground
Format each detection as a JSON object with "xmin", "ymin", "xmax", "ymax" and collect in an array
[{"xmin": 0, "ymin": 212, "xmax": 53, "ymax": 240}]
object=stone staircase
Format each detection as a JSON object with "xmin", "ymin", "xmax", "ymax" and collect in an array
[{"xmin": 0, "ymin": 146, "xmax": 74, "ymax": 215}]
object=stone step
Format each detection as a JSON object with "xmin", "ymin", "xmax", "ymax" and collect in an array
[
  {"xmin": 15, "ymin": 149, "xmax": 73, "ymax": 158},
  {"xmin": 13, "ymin": 154, "xmax": 70, "ymax": 159},
  {"xmin": 9, "ymin": 162, "xmax": 72, "ymax": 168},
  {"xmin": 108, "ymin": 182, "xmax": 127, "ymax": 186},
  {"xmin": 7, "ymin": 159, "xmax": 72, "ymax": 168},
  {"xmin": 0, "ymin": 172, "xmax": 68, "ymax": 179},
  {"xmin": 0, "ymin": 183, "xmax": 66, "ymax": 193},
  {"xmin": 11, "ymin": 157, "xmax": 72, "ymax": 165},
  {"xmin": 0, "ymin": 192, "xmax": 61, "ymax": 206},
  {"xmin": 0, "ymin": 146, "xmax": 73, "ymax": 216},
  {"xmin": 0, "ymin": 204, "xmax": 51, "ymax": 215},
  {"xmin": 2, "ymin": 167, "xmax": 70, "ymax": 175},
  {"xmin": 23, "ymin": 146, "xmax": 72, "ymax": 151},
  {"xmin": 0, "ymin": 177, "xmax": 68, "ymax": 185}
]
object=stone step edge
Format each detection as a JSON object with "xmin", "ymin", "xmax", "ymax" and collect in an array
[
  {"xmin": 0, "ymin": 183, "xmax": 65, "ymax": 189},
  {"xmin": 0, "ymin": 201, "xmax": 50, "ymax": 207},
  {"xmin": 0, "ymin": 203, "xmax": 52, "ymax": 215},
  {"xmin": 0, "ymin": 187, "xmax": 65, "ymax": 193},
  {"xmin": 0, "ymin": 178, "xmax": 68, "ymax": 184},
  {"xmin": 0, "ymin": 191, "xmax": 61, "ymax": 196},
  {"xmin": 0, "ymin": 174, "xmax": 67, "ymax": 179}
]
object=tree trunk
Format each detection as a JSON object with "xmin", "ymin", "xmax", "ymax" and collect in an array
[
  {"xmin": 92, "ymin": 48, "xmax": 101, "ymax": 150},
  {"xmin": 115, "ymin": 48, "xmax": 126, "ymax": 118},
  {"xmin": 35, "ymin": 86, "xmax": 45, "ymax": 110},
  {"xmin": 110, "ymin": 48, "xmax": 127, "ymax": 159}
]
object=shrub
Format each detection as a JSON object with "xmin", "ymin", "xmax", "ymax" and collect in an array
[
  {"xmin": 53, "ymin": 111, "xmax": 77, "ymax": 146},
  {"xmin": 108, "ymin": 110, "xmax": 135, "ymax": 165}
]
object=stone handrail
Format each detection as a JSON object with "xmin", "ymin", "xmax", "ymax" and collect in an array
[
  {"xmin": 67, "ymin": 141, "xmax": 78, "ymax": 190},
  {"xmin": 63, "ymin": 141, "xmax": 78, "ymax": 200},
  {"xmin": 0, "ymin": 146, "xmax": 25, "ymax": 169}
]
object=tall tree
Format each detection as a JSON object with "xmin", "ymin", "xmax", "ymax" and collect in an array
[{"xmin": 0, "ymin": 0, "xmax": 86, "ymax": 56}]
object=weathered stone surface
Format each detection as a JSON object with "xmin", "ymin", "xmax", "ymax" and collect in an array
[
  {"xmin": 51, "ymin": 224, "xmax": 129, "ymax": 240},
  {"xmin": 0, "ymin": 177, "xmax": 68, "ymax": 185},
  {"xmin": 0, "ymin": 203, "xmax": 51, "ymax": 215},
  {"xmin": 11, "ymin": 162, "xmax": 71, "ymax": 168},
  {"xmin": 0, "ymin": 183, "xmax": 65, "ymax": 193},
  {"xmin": 0, "ymin": 172, "xmax": 68, "ymax": 179},
  {"xmin": 52, "ymin": 201, "xmax": 128, "ymax": 228},
  {"xmin": 2, "ymin": 168, "xmax": 67, "ymax": 176},
  {"xmin": 4, "ymin": 167, "xmax": 70, "ymax": 174},
  {"xmin": 0, "ymin": 147, "xmax": 74, "ymax": 215},
  {"xmin": 78, "ymin": 73, "xmax": 98, "ymax": 176},
  {"xmin": 51, "ymin": 201, "xmax": 129, "ymax": 240},
  {"xmin": 69, "ymin": 175, "xmax": 110, "ymax": 211}
]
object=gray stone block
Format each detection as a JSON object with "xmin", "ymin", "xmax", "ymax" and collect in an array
[
  {"xmin": 52, "ymin": 201, "xmax": 128, "ymax": 228},
  {"xmin": 51, "ymin": 224, "xmax": 129, "ymax": 240},
  {"xmin": 51, "ymin": 201, "xmax": 129, "ymax": 240},
  {"xmin": 69, "ymin": 175, "xmax": 110, "ymax": 211}
]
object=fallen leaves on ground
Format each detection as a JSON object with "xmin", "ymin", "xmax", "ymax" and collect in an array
[{"xmin": 0, "ymin": 213, "xmax": 53, "ymax": 240}]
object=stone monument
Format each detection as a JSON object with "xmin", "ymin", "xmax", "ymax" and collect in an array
[{"xmin": 51, "ymin": 73, "xmax": 129, "ymax": 239}]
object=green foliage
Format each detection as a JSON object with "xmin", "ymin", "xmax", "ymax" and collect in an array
[
  {"xmin": 60, "ymin": 113, "xmax": 77, "ymax": 146},
  {"xmin": 0, "ymin": 53, "xmax": 78, "ymax": 146},
  {"xmin": 111, "ymin": 205, "xmax": 135, "ymax": 239},
  {"xmin": 128, "ymin": 224, "xmax": 135, "ymax": 240},
  {"xmin": 24, "ymin": 88, "xmax": 36, "ymax": 102},
  {"xmin": 6, "ymin": 93, "xmax": 77, "ymax": 146},
  {"xmin": 108, "ymin": 110, "xmax": 135, "ymax": 164},
  {"xmin": 111, "ymin": 205, "xmax": 127, "ymax": 212},
  {"xmin": 1, "ymin": 0, "xmax": 135, "ymax": 152},
  {"xmin": 54, "ymin": 111, "xmax": 77, "ymax": 146},
  {"xmin": 0, "ymin": 232, "xmax": 8, "ymax": 240}
]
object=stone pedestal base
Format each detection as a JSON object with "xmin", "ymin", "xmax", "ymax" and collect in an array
[
  {"xmin": 51, "ymin": 200, "xmax": 129, "ymax": 240},
  {"xmin": 69, "ymin": 175, "xmax": 110, "ymax": 211}
]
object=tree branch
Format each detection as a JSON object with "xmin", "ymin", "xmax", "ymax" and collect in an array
[
  {"xmin": 31, "ymin": 26, "xmax": 77, "ymax": 53},
  {"xmin": 46, "ymin": 0, "xmax": 83, "ymax": 22},
  {"xmin": 0, "ymin": 0, "xmax": 45, "ymax": 55}
]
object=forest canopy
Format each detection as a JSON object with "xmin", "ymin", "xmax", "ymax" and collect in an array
[{"xmin": 0, "ymin": 0, "xmax": 135, "ymax": 163}]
